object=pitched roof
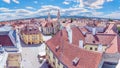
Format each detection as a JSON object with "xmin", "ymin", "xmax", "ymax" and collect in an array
[
  {"xmin": 21, "ymin": 25, "xmax": 41, "ymax": 35},
  {"xmin": 85, "ymin": 33, "xmax": 116, "ymax": 45},
  {"xmin": 0, "ymin": 35, "xmax": 14, "ymax": 46},
  {"xmin": 71, "ymin": 27, "xmax": 85, "ymax": 46},
  {"xmin": 105, "ymin": 35, "xmax": 120, "ymax": 53},
  {"xmin": 79, "ymin": 27, "xmax": 88, "ymax": 34},
  {"xmin": 46, "ymin": 27, "xmax": 102, "ymax": 68},
  {"xmin": 104, "ymin": 23, "xmax": 116, "ymax": 34}
]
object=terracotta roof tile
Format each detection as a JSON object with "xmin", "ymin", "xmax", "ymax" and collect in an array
[
  {"xmin": 46, "ymin": 27, "xmax": 102, "ymax": 68},
  {"xmin": 85, "ymin": 33, "xmax": 115, "ymax": 45},
  {"xmin": 79, "ymin": 27, "xmax": 88, "ymax": 33},
  {"xmin": 21, "ymin": 25, "xmax": 41, "ymax": 35},
  {"xmin": 71, "ymin": 27, "xmax": 85, "ymax": 46},
  {"xmin": 105, "ymin": 35, "xmax": 120, "ymax": 53},
  {"xmin": 0, "ymin": 35, "xmax": 14, "ymax": 46}
]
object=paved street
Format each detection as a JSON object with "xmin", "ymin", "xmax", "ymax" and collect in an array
[
  {"xmin": 20, "ymin": 35, "xmax": 52, "ymax": 68},
  {"xmin": 21, "ymin": 46, "xmax": 40, "ymax": 68}
]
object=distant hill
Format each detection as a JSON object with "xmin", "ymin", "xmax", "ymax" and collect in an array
[{"xmin": 0, "ymin": 15, "xmax": 120, "ymax": 22}]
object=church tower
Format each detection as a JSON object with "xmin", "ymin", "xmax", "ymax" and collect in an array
[
  {"xmin": 48, "ymin": 12, "xmax": 51, "ymax": 22},
  {"xmin": 57, "ymin": 9, "xmax": 60, "ymax": 20},
  {"xmin": 57, "ymin": 9, "xmax": 61, "ymax": 30}
]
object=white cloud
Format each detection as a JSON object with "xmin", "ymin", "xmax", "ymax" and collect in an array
[
  {"xmin": 91, "ymin": 10, "xmax": 103, "ymax": 17},
  {"xmin": 0, "ymin": 7, "xmax": 14, "ymax": 12},
  {"xmin": 16, "ymin": 9, "xmax": 32, "ymax": 14},
  {"xmin": 103, "ymin": 11, "xmax": 120, "ymax": 19},
  {"xmin": 3, "ymin": 0, "xmax": 10, "ymax": 4},
  {"xmin": 41, "ymin": 5, "xmax": 60, "ymax": 11},
  {"xmin": 0, "ymin": 5, "xmax": 90, "ymax": 21},
  {"xmin": 79, "ymin": 0, "xmax": 84, "ymax": 7},
  {"xmin": 2, "ymin": 0, "xmax": 20, "ymax": 4},
  {"xmin": 90, "ymin": 0, "xmax": 105, "ymax": 9},
  {"xmin": 0, "ymin": 5, "xmax": 119, "ymax": 21},
  {"xmin": 106, "ymin": 0, "xmax": 113, "ymax": 2},
  {"xmin": 12, "ymin": 0, "xmax": 19, "ymax": 4},
  {"xmin": 26, "ymin": 6, "xmax": 35, "ymax": 10},
  {"xmin": 64, "ymin": 0, "xmax": 113, "ymax": 9},
  {"xmin": 63, "ymin": 1, "xmax": 70, "ymax": 5}
]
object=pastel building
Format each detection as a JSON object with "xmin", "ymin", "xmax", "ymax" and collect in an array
[
  {"xmin": 20, "ymin": 24, "xmax": 43, "ymax": 44},
  {"xmin": 45, "ymin": 26, "xmax": 120, "ymax": 68},
  {"xmin": 46, "ymin": 27, "xmax": 102, "ymax": 68}
]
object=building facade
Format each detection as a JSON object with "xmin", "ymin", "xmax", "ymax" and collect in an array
[
  {"xmin": 45, "ymin": 27, "xmax": 102, "ymax": 68},
  {"xmin": 41, "ymin": 10, "xmax": 61, "ymax": 35},
  {"xmin": 20, "ymin": 25, "xmax": 43, "ymax": 44},
  {"xmin": 46, "ymin": 46, "xmax": 67, "ymax": 68}
]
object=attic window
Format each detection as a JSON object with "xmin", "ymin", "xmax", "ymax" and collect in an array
[
  {"xmin": 95, "ymin": 48, "xmax": 97, "ymax": 51},
  {"xmin": 28, "ymin": 28, "xmax": 32, "ymax": 31},
  {"xmin": 93, "ymin": 41, "xmax": 95, "ymax": 43},
  {"xmin": 72, "ymin": 57, "xmax": 80, "ymax": 66},
  {"xmin": 90, "ymin": 47, "xmax": 93, "ymax": 50}
]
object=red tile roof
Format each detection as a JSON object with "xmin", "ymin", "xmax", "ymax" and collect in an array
[
  {"xmin": 85, "ymin": 33, "xmax": 116, "ymax": 45},
  {"xmin": 0, "ymin": 35, "xmax": 14, "ymax": 46},
  {"xmin": 105, "ymin": 35, "xmax": 120, "ymax": 53},
  {"xmin": 71, "ymin": 27, "xmax": 85, "ymax": 46},
  {"xmin": 79, "ymin": 27, "xmax": 88, "ymax": 33},
  {"xmin": 21, "ymin": 25, "xmax": 41, "ymax": 35},
  {"xmin": 44, "ymin": 22, "xmax": 53, "ymax": 27},
  {"xmin": 41, "ymin": 19, "xmax": 58, "ymax": 27},
  {"xmin": 46, "ymin": 27, "xmax": 102, "ymax": 68}
]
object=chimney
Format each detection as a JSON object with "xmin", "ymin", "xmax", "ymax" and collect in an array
[
  {"xmin": 55, "ymin": 45, "xmax": 60, "ymax": 52},
  {"xmin": 79, "ymin": 40, "xmax": 83, "ymax": 48},
  {"xmin": 66, "ymin": 26, "xmax": 72, "ymax": 44},
  {"xmin": 92, "ymin": 27, "xmax": 96, "ymax": 35},
  {"xmin": 98, "ymin": 44, "xmax": 103, "ymax": 52},
  {"xmin": 72, "ymin": 57, "xmax": 80, "ymax": 66}
]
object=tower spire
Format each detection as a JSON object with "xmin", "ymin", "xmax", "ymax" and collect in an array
[
  {"xmin": 48, "ymin": 12, "xmax": 51, "ymax": 21},
  {"xmin": 57, "ymin": 9, "xmax": 60, "ymax": 20}
]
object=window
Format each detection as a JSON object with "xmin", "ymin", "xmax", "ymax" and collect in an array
[
  {"xmin": 53, "ymin": 56, "xmax": 55, "ymax": 59},
  {"xmin": 32, "ymin": 36, "xmax": 37, "ymax": 40},
  {"xmin": 95, "ymin": 48, "xmax": 97, "ymax": 51},
  {"xmin": 90, "ymin": 47, "xmax": 93, "ymax": 50},
  {"xmin": 63, "ymin": 66, "xmax": 67, "ymax": 68},
  {"xmin": 85, "ymin": 47, "xmax": 87, "ymax": 49},
  {"xmin": 93, "ymin": 41, "xmax": 95, "ymax": 43},
  {"xmin": 53, "ymin": 62, "xmax": 55, "ymax": 65},
  {"xmin": 58, "ymin": 61, "xmax": 60, "ymax": 65}
]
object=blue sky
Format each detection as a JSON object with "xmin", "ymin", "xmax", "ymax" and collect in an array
[{"xmin": 0, "ymin": 0, "xmax": 120, "ymax": 21}]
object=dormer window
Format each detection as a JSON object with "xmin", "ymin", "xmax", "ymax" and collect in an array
[{"xmin": 93, "ymin": 41, "xmax": 95, "ymax": 43}]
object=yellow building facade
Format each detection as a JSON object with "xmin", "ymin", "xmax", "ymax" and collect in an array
[
  {"xmin": 21, "ymin": 25, "xmax": 43, "ymax": 44},
  {"xmin": 46, "ymin": 46, "xmax": 65, "ymax": 68},
  {"xmin": 84, "ymin": 44, "xmax": 107, "ymax": 52}
]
